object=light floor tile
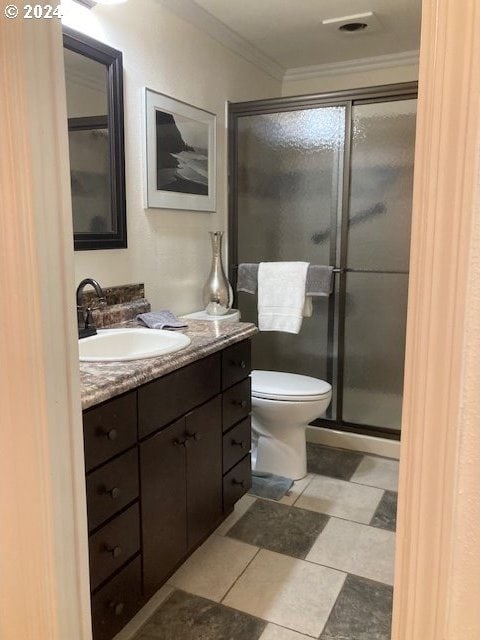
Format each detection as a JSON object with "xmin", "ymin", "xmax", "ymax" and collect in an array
[
  {"xmin": 295, "ymin": 475, "xmax": 383, "ymax": 524},
  {"xmin": 215, "ymin": 494, "xmax": 257, "ymax": 535},
  {"xmin": 279, "ymin": 474, "xmax": 313, "ymax": 506},
  {"xmin": 351, "ymin": 456, "xmax": 399, "ymax": 492},
  {"xmin": 259, "ymin": 623, "xmax": 313, "ymax": 640},
  {"xmin": 223, "ymin": 549, "xmax": 346, "ymax": 637},
  {"xmin": 167, "ymin": 534, "xmax": 258, "ymax": 602},
  {"xmin": 306, "ymin": 518, "xmax": 395, "ymax": 586}
]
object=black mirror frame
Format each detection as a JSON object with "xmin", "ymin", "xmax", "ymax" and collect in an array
[{"xmin": 63, "ymin": 26, "xmax": 127, "ymax": 250}]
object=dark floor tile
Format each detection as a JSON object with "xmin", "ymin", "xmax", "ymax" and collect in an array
[
  {"xmin": 136, "ymin": 590, "xmax": 266, "ymax": 640},
  {"xmin": 320, "ymin": 574, "xmax": 393, "ymax": 640},
  {"xmin": 370, "ymin": 491, "xmax": 397, "ymax": 531},
  {"xmin": 226, "ymin": 499, "xmax": 329, "ymax": 559},
  {"xmin": 307, "ymin": 443, "xmax": 364, "ymax": 480}
]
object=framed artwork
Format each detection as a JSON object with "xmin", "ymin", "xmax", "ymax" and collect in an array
[{"xmin": 145, "ymin": 88, "xmax": 216, "ymax": 211}]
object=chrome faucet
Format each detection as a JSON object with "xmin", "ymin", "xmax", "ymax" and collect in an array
[{"xmin": 76, "ymin": 278, "xmax": 106, "ymax": 339}]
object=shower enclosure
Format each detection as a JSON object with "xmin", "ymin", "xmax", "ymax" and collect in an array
[{"xmin": 228, "ymin": 83, "xmax": 417, "ymax": 439}]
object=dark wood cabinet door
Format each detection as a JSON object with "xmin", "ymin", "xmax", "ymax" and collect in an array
[
  {"xmin": 185, "ymin": 397, "xmax": 223, "ymax": 548},
  {"xmin": 140, "ymin": 418, "xmax": 188, "ymax": 597}
]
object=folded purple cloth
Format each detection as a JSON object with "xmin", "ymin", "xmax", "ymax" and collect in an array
[{"xmin": 137, "ymin": 310, "xmax": 187, "ymax": 330}]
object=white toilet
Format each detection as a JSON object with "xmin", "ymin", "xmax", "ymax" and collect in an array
[{"xmin": 251, "ymin": 370, "xmax": 332, "ymax": 480}]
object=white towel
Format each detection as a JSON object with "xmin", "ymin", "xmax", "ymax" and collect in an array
[{"xmin": 258, "ymin": 262, "xmax": 309, "ymax": 333}]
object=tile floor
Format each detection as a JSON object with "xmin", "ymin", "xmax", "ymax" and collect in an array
[{"xmin": 130, "ymin": 443, "xmax": 398, "ymax": 640}]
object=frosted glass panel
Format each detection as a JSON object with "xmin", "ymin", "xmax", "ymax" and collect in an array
[
  {"xmin": 342, "ymin": 273, "xmax": 409, "ymax": 430},
  {"xmin": 348, "ymin": 99, "xmax": 417, "ymax": 272},
  {"xmin": 236, "ymin": 107, "xmax": 345, "ymax": 378}
]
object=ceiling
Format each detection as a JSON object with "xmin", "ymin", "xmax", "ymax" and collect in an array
[{"xmin": 191, "ymin": 0, "xmax": 421, "ymax": 71}]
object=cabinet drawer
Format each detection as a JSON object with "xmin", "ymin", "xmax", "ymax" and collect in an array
[
  {"xmin": 221, "ymin": 340, "xmax": 251, "ymax": 390},
  {"xmin": 138, "ymin": 353, "xmax": 221, "ymax": 438},
  {"xmin": 223, "ymin": 417, "xmax": 251, "ymax": 474},
  {"xmin": 86, "ymin": 448, "xmax": 139, "ymax": 532},
  {"xmin": 89, "ymin": 503, "xmax": 140, "ymax": 592},
  {"xmin": 91, "ymin": 556, "xmax": 142, "ymax": 640},
  {"xmin": 83, "ymin": 392, "xmax": 137, "ymax": 472},
  {"xmin": 223, "ymin": 454, "xmax": 251, "ymax": 512},
  {"xmin": 222, "ymin": 378, "xmax": 251, "ymax": 432}
]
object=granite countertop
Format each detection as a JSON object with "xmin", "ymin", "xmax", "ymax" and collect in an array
[{"xmin": 80, "ymin": 319, "xmax": 257, "ymax": 410}]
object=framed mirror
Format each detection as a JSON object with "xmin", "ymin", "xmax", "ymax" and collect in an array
[{"xmin": 63, "ymin": 27, "xmax": 127, "ymax": 250}]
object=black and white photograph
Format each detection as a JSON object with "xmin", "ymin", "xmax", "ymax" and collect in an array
[{"xmin": 145, "ymin": 89, "xmax": 216, "ymax": 210}]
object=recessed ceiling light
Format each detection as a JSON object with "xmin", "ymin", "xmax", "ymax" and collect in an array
[
  {"xmin": 322, "ymin": 12, "xmax": 383, "ymax": 35},
  {"xmin": 339, "ymin": 22, "xmax": 368, "ymax": 33}
]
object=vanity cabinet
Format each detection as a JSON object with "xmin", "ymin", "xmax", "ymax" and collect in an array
[
  {"xmin": 82, "ymin": 338, "xmax": 252, "ymax": 640},
  {"xmin": 141, "ymin": 396, "xmax": 222, "ymax": 596}
]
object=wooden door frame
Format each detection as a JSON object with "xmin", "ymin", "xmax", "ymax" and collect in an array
[
  {"xmin": 2, "ymin": 1, "xmax": 480, "ymax": 638},
  {"xmin": 0, "ymin": 18, "xmax": 91, "ymax": 640},
  {"xmin": 393, "ymin": 0, "xmax": 480, "ymax": 637}
]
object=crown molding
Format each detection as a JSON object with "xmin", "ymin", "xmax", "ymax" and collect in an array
[
  {"xmin": 284, "ymin": 50, "xmax": 420, "ymax": 82},
  {"xmin": 155, "ymin": 0, "xmax": 285, "ymax": 81}
]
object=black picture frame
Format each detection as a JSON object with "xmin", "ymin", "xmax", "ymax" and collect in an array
[{"xmin": 63, "ymin": 26, "xmax": 127, "ymax": 251}]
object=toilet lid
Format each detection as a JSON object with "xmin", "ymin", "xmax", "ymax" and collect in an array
[{"xmin": 251, "ymin": 370, "xmax": 332, "ymax": 401}]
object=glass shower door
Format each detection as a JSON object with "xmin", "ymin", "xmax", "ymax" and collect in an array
[
  {"xmin": 342, "ymin": 98, "xmax": 417, "ymax": 430},
  {"xmin": 236, "ymin": 106, "xmax": 346, "ymax": 387}
]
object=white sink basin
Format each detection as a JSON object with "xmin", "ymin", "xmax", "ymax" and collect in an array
[{"xmin": 79, "ymin": 328, "xmax": 191, "ymax": 362}]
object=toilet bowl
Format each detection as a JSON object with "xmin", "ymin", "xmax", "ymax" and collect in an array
[{"xmin": 251, "ymin": 370, "xmax": 332, "ymax": 480}]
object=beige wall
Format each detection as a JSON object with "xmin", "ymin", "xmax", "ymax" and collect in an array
[
  {"xmin": 282, "ymin": 63, "xmax": 418, "ymax": 97},
  {"xmin": 71, "ymin": 0, "xmax": 280, "ymax": 312}
]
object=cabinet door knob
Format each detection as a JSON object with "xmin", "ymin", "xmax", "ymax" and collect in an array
[
  {"xmin": 239, "ymin": 360, "xmax": 247, "ymax": 369},
  {"xmin": 233, "ymin": 399, "xmax": 247, "ymax": 408},
  {"xmin": 185, "ymin": 431, "xmax": 201, "ymax": 442},
  {"xmin": 104, "ymin": 544, "xmax": 123, "ymax": 558},
  {"xmin": 109, "ymin": 602, "xmax": 124, "ymax": 616},
  {"xmin": 232, "ymin": 439, "xmax": 247, "ymax": 449},
  {"xmin": 173, "ymin": 438, "xmax": 187, "ymax": 447},
  {"xmin": 232, "ymin": 478, "xmax": 245, "ymax": 488}
]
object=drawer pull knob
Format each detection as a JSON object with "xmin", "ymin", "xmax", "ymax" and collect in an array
[
  {"xmin": 109, "ymin": 602, "xmax": 125, "ymax": 616},
  {"xmin": 232, "ymin": 439, "xmax": 247, "ymax": 449},
  {"xmin": 232, "ymin": 478, "xmax": 245, "ymax": 488},
  {"xmin": 173, "ymin": 438, "xmax": 186, "ymax": 447},
  {"xmin": 233, "ymin": 399, "xmax": 247, "ymax": 408},
  {"xmin": 239, "ymin": 360, "xmax": 247, "ymax": 369},
  {"xmin": 106, "ymin": 487, "xmax": 121, "ymax": 499},
  {"xmin": 105, "ymin": 544, "xmax": 123, "ymax": 558},
  {"xmin": 105, "ymin": 428, "xmax": 118, "ymax": 441}
]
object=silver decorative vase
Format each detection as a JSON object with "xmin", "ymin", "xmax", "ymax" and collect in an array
[{"xmin": 202, "ymin": 231, "xmax": 233, "ymax": 316}]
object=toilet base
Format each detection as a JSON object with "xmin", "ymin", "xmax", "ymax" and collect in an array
[{"xmin": 252, "ymin": 423, "xmax": 308, "ymax": 481}]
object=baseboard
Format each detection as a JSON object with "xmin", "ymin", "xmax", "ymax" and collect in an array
[{"xmin": 307, "ymin": 425, "xmax": 400, "ymax": 460}]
